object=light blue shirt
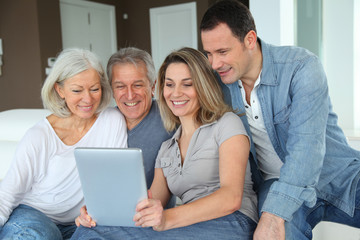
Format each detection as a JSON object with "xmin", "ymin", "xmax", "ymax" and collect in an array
[{"xmin": 221, "ymin": 38, "xmax": 360, "ymax": 221}]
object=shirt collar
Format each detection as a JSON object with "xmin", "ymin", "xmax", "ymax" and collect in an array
[{"xmin": 167, "ymin": 120, "xmax": 219, "ymax": 149}]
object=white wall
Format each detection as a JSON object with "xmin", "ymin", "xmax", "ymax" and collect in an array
[
  {"xmin": 250, "ymin": 0, "xmax": 294, "ymax": 46},
  {"xmin": 354, "ymin": 0, "xmax": 360, "ymax": 129},
  {"xmin": 323, "ymin": 0, "xmax": 356, "ymax": 131}
]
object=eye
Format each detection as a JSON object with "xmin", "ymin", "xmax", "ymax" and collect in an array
[
  {"xmin": 219, "ymin": 50, "xmax": 227, "ymax": 55},
  {"xmin": 165, "ymin": 82, "xmax": 173, "ymax": 87},
  {"xmin": 134, "ymin": 84, "xmax": 143, "ymax": 88},
  {"xmin": 91, "ymin": 88, "xmax": 100, "ymax": 92},
  {"xmin": 115, "ymin": 85, "xmax": 125, "ymax": 89},
  {"xmin": 72, "ymin": 89, "xmax": 81, "ymax": 93}
]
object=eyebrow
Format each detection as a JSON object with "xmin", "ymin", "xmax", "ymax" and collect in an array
[
  {"xmin": 113, "ymin": 79, "xmax": 145, "ymax": 84},
  {"xmin": 69, "ymin": 82, "xmax": 100, "ymax": 88},
  {"xmin": 165, "ymin": 77, "xmax": 192, "ymax": 81},
  {"xmin": 205, "ymin": 48, "xmax": 230, "ymax": 54}
]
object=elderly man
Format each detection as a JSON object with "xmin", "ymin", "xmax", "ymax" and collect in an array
[{"xmin": 107, "ymin": 47, "xmax": 174, "ymax": 188}]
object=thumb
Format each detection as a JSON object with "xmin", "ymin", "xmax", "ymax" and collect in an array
[{"xmin": 148, "ymin": 189, "xmax": 153, "ymax": 199}]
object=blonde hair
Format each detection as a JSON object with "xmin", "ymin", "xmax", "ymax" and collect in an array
[
  {"xmin": 156, "ymin": 47, "xmax": 232, "ymax": 131},
  {"xmin": 41, "ymin": 48, "xmax": 111, "ymax": 117}
]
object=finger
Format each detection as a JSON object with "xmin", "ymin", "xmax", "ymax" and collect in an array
[
  {"xmin": 79, "ymin": 206, "xmax": 93, "ymax": 223},
  {"xmin": 148, "ymin": 189, "xmax": 153, "ymax": 199},
  {"xmin": 133, "ymin": 206, "xmax": 154, "ymax": 222},
  {"xmin": 135, "ymin": 198, "xmax": 153, "ymax": 212},
  {"xmin": 80, "ymin": 205, "xmax": 87, "ymax": 215},
  {"xmin": 75, "ymin": 217, "xmax": 80, "ymax": 227},
  {"xmin": 136, "ymin": 213, "xmax": 162, "ymax": 228},
  {"xmin": 76, "ymin": 216, "xmax": 94, "ymax": 228}
]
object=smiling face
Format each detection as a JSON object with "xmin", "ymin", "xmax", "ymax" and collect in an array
[
  {"xmin": 55, "ymin": 68, "xmax": 102, "ymax": 119},
  {"xmin": 111, "ymin": 62, "xmax": 153, "ymax": 129},
  {"xmin": 163, "ymin": 63, "xmax": 199, "ymax": 121},
  {"xmin": 201, "ymin": 23, "xmax": 253, "ymax": 84}
]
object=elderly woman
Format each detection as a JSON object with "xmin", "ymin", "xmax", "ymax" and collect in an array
[
  {"xmin": 72, "ymin": 47, "xmax": 258, "ymax": 240},
  {"xmin": 0, "ymin": 48, "xmax": 127, "ymax": 239}
]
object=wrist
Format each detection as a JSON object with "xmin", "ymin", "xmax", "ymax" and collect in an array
[
  {"xmin": 262, "ymin": 212, "xmax": 285, "ymax": 224},
  {"xmin": 153, "ymin": 210, "xmax": 168, "ymax": 231}
]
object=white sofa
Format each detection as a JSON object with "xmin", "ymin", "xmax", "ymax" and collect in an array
[
  {"xmin": 0, "ymin": 108, "xmax": 51, "ymax": 179},
  {"xmin": 1, "ymin": 108, "xmax": 360, "ymax": 239}
]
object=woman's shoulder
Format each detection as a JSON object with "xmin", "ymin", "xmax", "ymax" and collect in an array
[
  {"xmin": 24, "ymin": 118, "xmax": 52, "ymax": 137},
  {"xmin": 18, "ymin": 119, "xmax": 54, "ymax": 149},
  {"xmin": 218, "ymin": 112, "xmax": 242, "ymax": 125},
  {"xmin": 215, "ymin": 112, "xmax": 247, "ymax": 136}
]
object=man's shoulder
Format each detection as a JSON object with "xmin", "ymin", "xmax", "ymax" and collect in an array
[{"xmin": 261, "ymin": 39, "xmax": 317, "ymax": 64}]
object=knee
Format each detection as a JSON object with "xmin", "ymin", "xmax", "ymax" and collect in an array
[{"xmin": 0, "ymin": 221, "xmax": 62, "ymax": 240}]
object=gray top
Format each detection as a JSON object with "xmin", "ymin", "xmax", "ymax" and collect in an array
[
  {"xmin": 128, "ymin": 100, "xmax": 174, "ymax": 188},
  {"xmin": 155, "ymin": 112, "xmax": 258, "ymax": 222}
]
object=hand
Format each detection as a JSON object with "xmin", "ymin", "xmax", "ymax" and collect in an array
[
  {"xmin": 133, "ymin": 190, "xmax": 166, "ymax": 231},
  {"xmin": 253, "ymin": 212, "xmax": 285, "ymax": 240},
  {"xmin": 75, "ymin": 205, "xmax": 96, "ymax": 228}
]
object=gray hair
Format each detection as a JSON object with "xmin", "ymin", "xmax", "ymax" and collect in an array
[
  {"xmin": 106, "ymin": 47, "xmax": 156, "ymax": 86},
  {"xmin": 41, "ymin": 48, "xmax": 112, "ymax": 118}
]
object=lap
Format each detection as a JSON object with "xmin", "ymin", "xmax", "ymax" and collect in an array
[
  {"xmin": 71, "ymin": 211, "xmax": 256, "ymax": 240},
  {"xmin": 258, "ymin": 178, "xmax": 360, "ymax": 240},
  {"xmin": 0, "ymin": 204, "xmax": 63, "ymax": 240}
]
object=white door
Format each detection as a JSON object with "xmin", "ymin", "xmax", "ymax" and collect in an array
[
  {"xmin": 60, "ymin": 0, "xmax": 117, "ymax": 69},
  {"xmin": 150, "ymin": 2, "xmax": 197, "ymax": 72}
]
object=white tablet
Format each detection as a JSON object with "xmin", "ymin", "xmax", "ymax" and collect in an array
[{"xmin": 74, "ymin": 147, "xmax": 148, "ymax": 227}]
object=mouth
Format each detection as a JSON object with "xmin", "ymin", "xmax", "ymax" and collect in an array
[
  {"xmin": 172, "ymin": 100, "xmax": 188, "ymax": 106},
  {"xmin": 124, "ymin": 102, "xmax": 139, "ymax": 107},
  {"xmin": 217, "ymin": 67, "xmax": 231, "ymax": 76},
  {"xmin": 79, "ymin": 105, "xmax": 93, "ymax": 111}
]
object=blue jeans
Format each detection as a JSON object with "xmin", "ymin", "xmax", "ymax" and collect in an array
[
  {"xmin": 70, "ymin": 211, "xmax": 256, "ymax": 240},
  {"xmin": 258, "ymin": 179, "xmax": 360, "ymax": 240},
  {"xmin": 0, "ymin": 204, "xmax": 77, "ymax": 240}
]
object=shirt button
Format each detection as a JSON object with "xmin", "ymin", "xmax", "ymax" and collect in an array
[
  {"xmin": 178, "ymin": 163, "xmax": 180, "ymax": 167},
  {"xmin": 255, "ymin": 116, "xmax": 258, "ymax": 119},
  {"xmin": 180, "ymin": 171, "xmax": 182, "ymax": 175},
  {"xmin": 245, "ymin": 105, "xmax": 249, "ymax": 108}
]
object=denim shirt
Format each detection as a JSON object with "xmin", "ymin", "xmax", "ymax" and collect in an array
[{"xmin": 222, "ymin": 39, "xmax": 360, "ymax": 221}]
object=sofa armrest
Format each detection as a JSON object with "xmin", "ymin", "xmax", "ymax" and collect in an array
[{"xmin": 0, "ymin": 109, "xmax": 51, "ymax": 142}]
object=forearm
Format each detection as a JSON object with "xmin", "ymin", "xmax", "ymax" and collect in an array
[{"xmin": 162, "ymin": 186, "xmax": 242, "ymax": 230}]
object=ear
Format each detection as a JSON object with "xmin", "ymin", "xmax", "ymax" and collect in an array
[
  {"xmin": 244, "ymin": 30, "xmax": 257, "ymax": 50},
  {"xmin": 55, "ymin": 83, "xmax": 65, "ymax": 99}
]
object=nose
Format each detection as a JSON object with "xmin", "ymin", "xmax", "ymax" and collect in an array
[
  {"xmin": 82, "ymin": 90, "xmax": 92, "ymax": 103},
  {"xmin": 172, "ymin": 85, "xmax": 182, "ymax": 97},
  {"xmin": 211, "ymin": 55, "xmax": 222, "ymax": 70},
  {"xmin": 126, "ymin": 87, "xmax": 135, "ymax": 100}
]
